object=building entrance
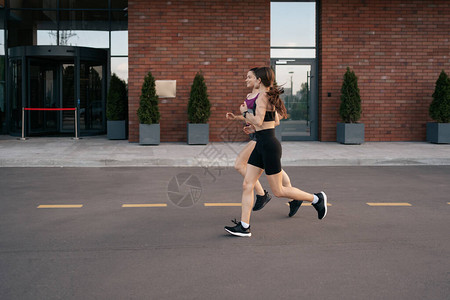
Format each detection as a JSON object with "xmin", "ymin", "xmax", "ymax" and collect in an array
[
  {"xmin": 8, "ymin": 46, "xmax": 107, "ymax": 137},
  {"xmin": 271, "ymin": 58, "xmax": 318, "ymax": 141}
]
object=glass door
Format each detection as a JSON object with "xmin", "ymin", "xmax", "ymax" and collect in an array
[
  {"xmin": 28, "ymin": 59, "xmax": 59, "ymax": 135},
  {"xmin": 272, "ymin": 59, "xmax": 317, "ymax": 141},
  {"xmin": 61, "ymin": 63, "xmax": 75, "ymax": 132},
  {"xmin": 80, "ymin": 61, "xmax": 104, "ymax": 133},
  {"xmin": 8, "ymin": 45, "xmax": 108, "ymax": 136},
  {"xmin": 9, "ymin": 59, "xmax": 22, "ymax": 134}
]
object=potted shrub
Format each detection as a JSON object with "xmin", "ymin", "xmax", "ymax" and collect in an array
[
  {"xmin": 427, "ymin": 70, "xmax": 450, "ymax": 144},
  {"xmin": 337, "ymin": 67, "xmax": 364, "ymax": 144},
  {"xmin": 187, "ymin": 71, "xmax": 211, "ymax": 144},
  {"xmin": 106, "ymin": 73, "xmax": 127, "ymax": 139},
  {"xmin": 137, "ymin": 71, "xmax": 160, "ymax": 145}
]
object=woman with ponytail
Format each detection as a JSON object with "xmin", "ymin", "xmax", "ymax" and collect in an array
[
  {"xmin": 226, "ymin": 68, "xmax": 297, "ymax": 214},
  {"xmin": 225, "ymin": 67, "xmax": 328, "ymax": 237},
  {"xmin": 225, "ymin": 68, "xmax": 272, "ymax": 210}
]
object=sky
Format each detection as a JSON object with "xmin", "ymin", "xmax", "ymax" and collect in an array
[{"xmin": 271, "ymin": 2, "xmax": 316, "ymax": 94}]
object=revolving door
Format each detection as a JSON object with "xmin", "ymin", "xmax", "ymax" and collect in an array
[{"xmin": 8, "ymin": 46, "xmax": 107, "ymax": 136}]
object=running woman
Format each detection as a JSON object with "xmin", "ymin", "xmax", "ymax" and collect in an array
[
  {"xmin": 225, "ymin": 67, "xmax": 328, "ymax": 237},
  {"xmin": 226, "ymin": 68, "xmax": 301, "ymax": 214},
  {"xmin": 226, "ymin": 68, "xmax": 272, "ymax": 211}
]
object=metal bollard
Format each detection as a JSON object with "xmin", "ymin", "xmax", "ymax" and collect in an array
[
  {"xmin": 73, "ymin": 107, "xmax": 79, "ymax": 140},
  {"xmin": 19, "ymin": 107, "xmax": 27, "ymax": 141}
]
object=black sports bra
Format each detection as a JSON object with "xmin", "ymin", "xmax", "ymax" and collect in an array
[{"xmin": 253, "ymin": 102, "xmax": 276, "ymax": 122}]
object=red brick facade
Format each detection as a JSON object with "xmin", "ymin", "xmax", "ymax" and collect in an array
[
  {"xmin": 319, "ymin": 0, "xmax": 450, "ymax": 141},
  {"xmin": 128, "ymin": 0, "xmax": 450, "ymax": 142},
  {"xmin": 128, "ymin": 0, "xmax": 270, "ymax": 142}
]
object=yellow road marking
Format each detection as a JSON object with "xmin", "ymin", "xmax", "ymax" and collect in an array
[
  {"xmin": 367, "ymin": 202, "xmax": 412, "ymax": 206},
  {"xmin": 285, "ymin": 202, "xmax": 332, "ymax": 206},
  {"xmin": 204, "ymin": 203, "xmax": 242, "ymax": 207},
  {"xmin": 38, "ymin": 205, "xmax": 83, "ymax": 208},
  {"xmin": 122, "ymin": 204, "xmax": 167, "ymax": 208}
]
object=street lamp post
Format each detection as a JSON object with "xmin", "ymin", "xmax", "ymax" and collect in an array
[
  {"xmin": 289, "ymin": 71, "xmax": 294, "ymax": 98},
  {"xmin": 288, "ymin": 71, "xmax": 294, "ymax": 113}
]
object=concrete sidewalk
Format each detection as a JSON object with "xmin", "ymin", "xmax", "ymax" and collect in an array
[{"xmin": 0, "ymin": 135, "xmax": 449, "ymax": 167}]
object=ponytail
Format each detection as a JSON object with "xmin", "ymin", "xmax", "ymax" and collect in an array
[
  {"xmin": 267, "ymin": 86, "xmax": 287, "ymax": 119},
  {"xmin": 255, "ymin": 67, "xmax": 288, "ymax": 119}
]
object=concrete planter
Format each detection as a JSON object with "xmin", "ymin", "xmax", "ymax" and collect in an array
[
  {"xmin": 139, "ymin": 123, "xmax": 160, "ymax": 145},
  {"xmin": 337, "ymin": 122, "xmax": 364, "ymax": 145},
  {"xmin": 426, "ymin": 122, "xmax": 450, "ymax": 144},
  {"xmin": 187, "ymin": 123, "xmax": 209, "ymax": 145},
  {"xmin": 107, "ymin": 120, "xmax": 126, "ymax": 140}
]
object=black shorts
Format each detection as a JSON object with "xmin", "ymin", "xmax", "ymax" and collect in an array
[{"xmin": 247, "ymin": 129, "xmax": 282, "ymax": 175}]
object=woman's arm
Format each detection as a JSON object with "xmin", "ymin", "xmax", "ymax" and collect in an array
[
  {"xmin": 226, "ymin": 112, "xmax": 245, "ymax": 121},
  {"xmin": 274, "ymin": 111, "xmax": 280, "ymax": 126},
  {"xmin": 243, "ymin": 124, "xmax": 256, "ymax": 134},
  {"xmin": 240, "ymin": 94, "xmax": 267, "ymax": 127}
]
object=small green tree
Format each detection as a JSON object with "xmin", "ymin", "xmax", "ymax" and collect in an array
[
  {"xmin": 106, "ymin": 73, "xmax": 127, "ymax": 121},
  {"xmin": 339, "ymin": 67, "xmax": 362, "ymax": 123},
  {"xmin": 137, "ymin": 71, "xmax": 160, "ymax": 124},
  {"xmin": 429, "ymin": 70, "xmax": 450, "ymax": 123},
  {"xmin": 188, "ymin": 72, "xmax": 211, "ymax": 123}
]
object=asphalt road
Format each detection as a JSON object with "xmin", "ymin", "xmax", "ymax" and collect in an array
[{"xmin": 1, "ymin": 166, "xmax": 449, "ymax": 300}]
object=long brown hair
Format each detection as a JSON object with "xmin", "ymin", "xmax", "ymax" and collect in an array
[{"xmin": 254, "ymin": 67, "xmax": 287, "ymax": 118}]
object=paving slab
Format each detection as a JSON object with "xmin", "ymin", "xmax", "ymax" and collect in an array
[{"xmin": 0, "ymin": 135, "xmax": 449, "ymax": 167}]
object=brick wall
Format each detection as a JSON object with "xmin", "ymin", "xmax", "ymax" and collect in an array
[
  {"xmin": 128, "ymin": 0, "xmax": 270, "ymax": 142},
  {"xmin": 319, "ymin": 0, "xmax": 450, "ymax": 141}
]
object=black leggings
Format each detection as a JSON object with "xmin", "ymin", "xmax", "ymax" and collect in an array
[{"xmin": 247, "ymin": 129, "xmax": 282, "ymax": 175}]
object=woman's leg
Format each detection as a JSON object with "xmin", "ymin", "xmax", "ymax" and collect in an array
[
  {"xmin": 240, "ymin": 164, "xmax": 264, "ymax": 224},
  {"xmin": 281, "ymin": 169, "xmax": 303, "ymax": 217},
  {"xmin": 266, "ymin": 171, "xmax": 328, "ymax": 220},
  {"xmin": 266, "ymin": 172, "xmax": 314, "ymax": 202},
  {"xmin": 234, "ymin": 141, "xmax": 265, "ymax": 196},
  {"xmin": 281, "ymin": 169, "xmax": 292, "ymax": 190}
]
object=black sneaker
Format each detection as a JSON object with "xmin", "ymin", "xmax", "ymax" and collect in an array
[
  {"xmin": 288, "ymin": 200, "xmax": 303, "ymax": 217},
  {"xmin": 224, "ymin": 219, "xmax": 251, "ymax": 237},
  {"xmin": 253, "ymin": 190, "xmax": 272, "ymax": 211},
  {"xmin": 312, "ymin": 191, "xmax": 328, "ymax": 220}
]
